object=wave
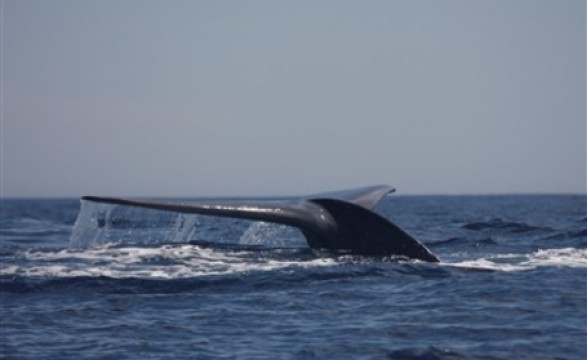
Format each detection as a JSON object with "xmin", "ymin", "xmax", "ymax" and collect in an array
[
  {"xmin": 0, "ymin": 218, "xmax": 72, "ymax": 239},
  {"xmin": 3, "ymin": 243, "xmax": 586, "ymax": 283},
  {"xmin": 446, "ymin": 248, "xmax": 587, "ymax": 272},
  {"xmin": 385, "ymin": 346, "xmax": 496, "ymax": 360},
  {"xmin": 1, "ymin": 244, "xmax": 414, "ymax": 294},
  {"xmin": 539, "ymin": 229, "xmax": 587, "ymax": 241},
  {"xmin": 428, "ymin": 237, "xmax": 499, "ymax": 248},
  {"xmin": 0, "ymin": 245, "xmax": 338, "ymax": 280},
  {"xmin": 461, "ymin": 218, "xmax": 553, "ymax": 233}
]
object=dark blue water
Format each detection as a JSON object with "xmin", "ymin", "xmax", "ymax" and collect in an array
[{"xmin": 1, "ymin": 195, "xmax": 586, "ymax": 359}]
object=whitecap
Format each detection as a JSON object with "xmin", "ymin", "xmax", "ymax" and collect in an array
[
  {"xmin": 0, "ymin": 245, "xmax": 338, "ymax": 279},
  {"xmin": 446, "ymin": 247, "xmax": 587, "ymax": 271}
]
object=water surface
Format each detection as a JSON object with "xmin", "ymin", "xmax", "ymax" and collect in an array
[{"xmin": 1, "ymin": 195, "xmax": 586, "ymax": 359}]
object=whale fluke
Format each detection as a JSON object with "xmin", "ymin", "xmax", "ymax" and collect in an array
[{"xmin": 81, "ymin": 185, "xmax": 439, "ymax": 262}]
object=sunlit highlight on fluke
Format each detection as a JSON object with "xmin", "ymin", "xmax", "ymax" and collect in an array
[{"xmin": 81, "ymin": 185, "xmax": 439, "ymax": 262}]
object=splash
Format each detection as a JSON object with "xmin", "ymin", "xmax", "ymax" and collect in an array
[
  {"xmin": 447, "ymin": 247, "xmax": 587, "ymax": 271},
  {"xmin": 69, "ymin": 200, "xmax": 199, "ymax": 249},
  {"xmin": 239, "ymin": 221, "xmax": 306, "ymax": 247}
]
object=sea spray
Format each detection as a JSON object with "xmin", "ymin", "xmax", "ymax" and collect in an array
[
  {"xmin": 239, "ymin": 221, "xmax": 306, "ymax": 248},
  {"xmin": 69, "ymin": 199, "xmax": 199, "ymax": 249}
]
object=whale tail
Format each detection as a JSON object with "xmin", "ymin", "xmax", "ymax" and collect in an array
[
  {"xmin": 308, "ymin": 198, "xmax": 438, "ymax": 261},
  {"xmin": 81, "ymin": 185, "xmax": 439, "ymax": 262}
]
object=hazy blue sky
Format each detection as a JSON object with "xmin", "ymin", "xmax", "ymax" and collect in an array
[{"xmin": 2, "ymin": 0, "xmax": 585, "ymax": 197}]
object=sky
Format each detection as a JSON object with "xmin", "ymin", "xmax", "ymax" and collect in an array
[{"xmin": 1, "ymin": 0, "xmax": 585, "ymax": 197}]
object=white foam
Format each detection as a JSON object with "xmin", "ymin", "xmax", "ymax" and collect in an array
[
  {"xmin": 446, "ymin": 248, "xmax": 587, "ymax": 271},
  {"xmin": 1, "ymin": 245, "xmax": 338, "ymax": 279},
  {"xmin": 6, "ymin": 244, "xmax": 585, "ymax": 279}
]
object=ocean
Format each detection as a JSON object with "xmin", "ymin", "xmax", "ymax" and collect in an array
[{"xmin": 1, "ymin": 195, "xmax": 586, "ymax": 359}]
